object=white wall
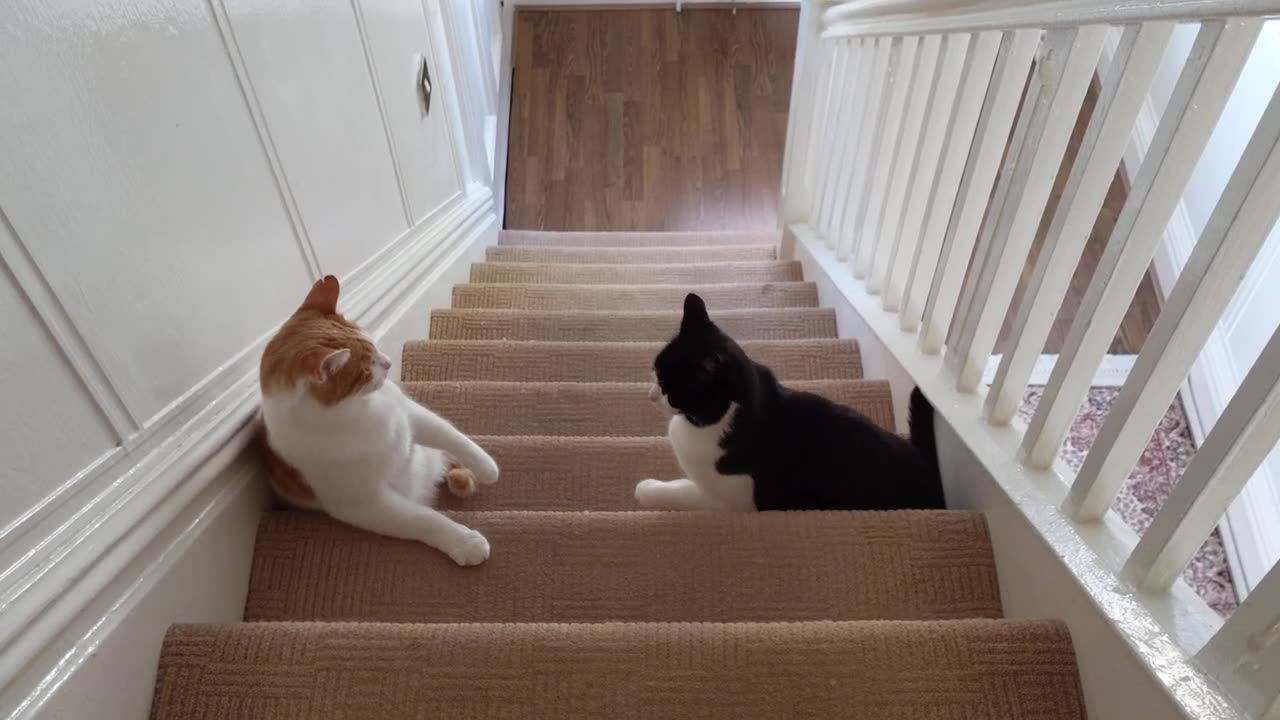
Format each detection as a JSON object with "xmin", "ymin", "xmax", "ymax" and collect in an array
[
  {"xmin": 0, "ymin": 0, "xmax": 499, "ymax": 715},
  {"xmin": 1119, "ymin": 22, "xmax": 1280, "ymax": 594}
]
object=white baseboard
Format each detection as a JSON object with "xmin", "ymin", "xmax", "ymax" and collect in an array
[
  {"xmin": 0, "ymin": 187, "xmax": 497, "ymax": 720},
  {"xmin": 792, "ymin": 224, "xmax": 1244, "ymax": 720}
]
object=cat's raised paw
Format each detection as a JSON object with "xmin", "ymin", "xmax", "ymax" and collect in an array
[{"xmin": 445, "ymin": 529, "xmax": 490, "ymax": 566}]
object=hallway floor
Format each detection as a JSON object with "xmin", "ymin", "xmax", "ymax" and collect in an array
[{"xmin": 505, "ymin": 8, "xmax": 797, "ymax": 232}]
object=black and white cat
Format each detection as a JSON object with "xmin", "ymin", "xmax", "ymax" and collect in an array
[{"xmin": 635, "ymin": 293, "xmax": 945, "ymax": 512}]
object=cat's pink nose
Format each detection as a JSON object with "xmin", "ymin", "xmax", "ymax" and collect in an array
[{"xmin": 648, "ymin": 385, "xmax": 659, "ymax": 402}]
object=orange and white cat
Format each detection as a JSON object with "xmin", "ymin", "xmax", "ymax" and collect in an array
[{"xmin": 258, "ymin": 275, "xmax": 498, "ymax": 566}]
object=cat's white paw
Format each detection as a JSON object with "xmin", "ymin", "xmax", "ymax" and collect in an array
[
  {"xmin": 634, "ymin": 479, "xmax": 666, "ymax": 508},
  {"xmin": 474, "ymin": 453, "xmax": 500, "ymax": 486},
  {"xmin": 444, "ymin": 529, "xmax": 490, "ymax": 567}
]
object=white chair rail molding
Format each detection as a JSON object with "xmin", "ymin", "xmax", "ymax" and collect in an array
[{"xmin": 781, "ymin": 0, "xmax": 1280, "ymax": 717}]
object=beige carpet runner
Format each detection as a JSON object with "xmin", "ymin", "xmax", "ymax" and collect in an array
[{"xmin": 150, "ymin": 230, "xmax": 1087, "ymax": 719}]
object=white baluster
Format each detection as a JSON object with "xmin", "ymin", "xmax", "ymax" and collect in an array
[
  {"xmin": 837, "ymin": 37, "xmax": 894, "ymax": 263},
  {"xmin": 812, "ymin": 42, "xmax": 852, "ymax": 225},
  {"xmin": 802, "ymin": 39, "xmax": 836, "ymax": 218},
  {"xmin": 919, "ymin": 28, "xmax": 1040, "ymax": 354},
  {"xmin": 816, "ymin": 40, "xmax": 858, "ymax": 239},
  {"xmin": 869, "ymin": 34, "xmax": 942, "ymax": 295},
  {"xmin": 946, "ymin": 59, "xmax": 1043, "ymax": 369},
  {"xmin": 884, "ymin": 33, "xmax": 971, "ymax": 313},
  {"xmin": 1198, "ymin": 563, "xmax": 1280, "ymax": 718},
  {"xmin": 1126, "ymin": 323, "xmax": 1280, "ymax": 592},
  {"xmin": 1066, "ymin": 82, "xmax": 1280, "ymax": 521},
  {"xmin": 949, "ymin": 26, "xmax": 1108, "ymax": 392},
  {"xmin": 901, "ymin": 30, "xmax": 1002, "ymax": 332},
  {"xmin": 985, "ymin": 22, "xmax": 1174, "ymax": 425},
  {"xmin": 1022, "ymin": 18, "xmax": 1264, "ymax": 469},
  {"xmin": 855, "ymin": 35, "xmax": 919, "ymax": 279},
  {"xmin": 825, "ymin": 39, "xmax": 873, "ymax": 249}
]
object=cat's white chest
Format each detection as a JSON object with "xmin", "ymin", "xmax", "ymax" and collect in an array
[{"xmin": 668, "ymin": 405, "xmax": 755, "ymax": 510}]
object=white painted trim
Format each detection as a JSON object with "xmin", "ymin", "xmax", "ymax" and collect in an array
[
  {"xmin": 350, "ymin": 0, "xmax": 417, "ymax": 228},
  {"xmin": 0, "ymin": 208, "xmax": 137, "ymax": 441},
  {"xmin": 792, "ymin": 224, "xmax": 1244, "ymax": 719},
  {"xmin": 982, "ymin": 354, "xmax": 1135, "ymax": 388},
  {"xmin": 207, "ymin": 0, "xmax": 324, "ymax": 281},
  {"xmin": 0, "ymin": 188, "xmax": 497, "ymax": 719},
  {"xmin": 823, "ymin": 0, "xmax": 1280, "ymax": 38},
  {"xmin": 493, "ymin": 0, "xmax": 517, "ymax": 228}
]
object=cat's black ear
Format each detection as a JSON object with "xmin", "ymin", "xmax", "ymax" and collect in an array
[{"xmin": 681, "ymin": 293, "xmax": 711, "ymax": 332}]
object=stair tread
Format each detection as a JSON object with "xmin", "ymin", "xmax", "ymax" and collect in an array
[
  {"xmin": 451, "ymin": 282, "xmax": 818, "ymax": 310},
  {"xmin": 436, "ymin": 435, "xmax": 915, "ymax": 513},
  {"xmin": 400, "ymin": 339, "xmax": 862, "ymax": 382},
  {"xmin": 428, "ymin": 307, "xmax": 838, "ymax": 341},
  {"xmin": 435, "ymin": 436, "xmax": 678, "ymax": 511},
  {"xmin": 498, "ymin": 229, "xmax": 780, "ymax": 246},
  {"xmin": 154, "ymin": 620, "xmax": 1084, "ymax": 720},
  {"xmin": 402, "ymin": 379, "xmax": 895, "ymax": 435},
  {"xmin": 245, "ymin": 510, "xmax": 1002, "ymax": 623},
  {"xmin": 470, "ymin": 260, "xmax": 802, "ymax": 284},
  {"xmin": 486, "ymin": 244, "xmax": 777, "ymax": 263}
]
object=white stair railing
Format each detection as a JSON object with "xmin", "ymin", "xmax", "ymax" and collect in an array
[{"xmin": 781, "ymin": 1, "xmax": 1280, "ymax": 716}]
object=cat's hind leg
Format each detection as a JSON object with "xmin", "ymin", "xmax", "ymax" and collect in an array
[{"xmin": 327, "ymin": 488, "xmax": 489, "ymax": 566}]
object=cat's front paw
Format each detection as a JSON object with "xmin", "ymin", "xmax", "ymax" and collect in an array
[
  {"xmin": 473, "ymin": 453, "xmax": 500, "ymax": 486},
  {"xmin": 634, "ymin": 479, "xmax": 666, "ymax": 508},
  {"xmin": 444, "ymin": 529, "xmax": 490, "ymax": 567}
]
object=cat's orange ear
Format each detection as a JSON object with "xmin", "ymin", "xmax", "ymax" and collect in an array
[
  {"xmin": 301, "ymin": 275, "xmax": 340, "ymax": 314},
  {"xmin": 300, "ymin": 348, "xmax": 350, "ymax": 384}
]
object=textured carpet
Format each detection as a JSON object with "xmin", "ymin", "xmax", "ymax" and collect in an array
[
  {"xmin": 401, "ymin": 379, "xmax": 896, "ymax": 436},
  {"xmin": 1018, "ymin": 386, "xmax": 1239, "ymax": 615},
  {"xmin": 451, "ymin": 281, "xmax": 819, "ymax": 310},
  {"xmin": 245, "ymin": 510, "xmax": 1002, "ymax": 623},
  {"xmin": 152, "ymin": 231, "xmax": 1087, "ymax": 717},
  {"xmin": 471, "ymin": 260, "xmax": 803, "ymax": 284},
  {"xmin": 486, "ymin": 244, "xmax": 777, "ymax": 264},
  {"xmin": 153, "ymin": 620, "xmax": 1084, "ymax": 720},
  {"xmin": 498, "ymin": 229, "xmax": 782, "ymax": 246},
  {"xmin": 428, "ymin": 307, "xmax": 839, "ymax": 341},
  {"xmin": 401, "ymin": 339, "xmax": 862, "ymax": 382}
]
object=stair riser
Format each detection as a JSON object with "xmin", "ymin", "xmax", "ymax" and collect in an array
[
  {"xmin": 245, "ymin": 511, "xmax": 1003, "ymax": 623},
  {"xmin": 486, "ymin": 245, "xmax": 777, "ymax": 264},
  {"xmin": 499, "ymin": 229, "xmax": 779, "ymax": 247},
  {"xmin": 470, "ymin": 261, "xmax": 802, "ymax": 285},
  {"xmin": 403, "ymin": 380, "xmax": 895, "ymax": 436},
  {"xmin": 156, "ymin": 621, "xmax": 1084, "ymax": 720},
  {"xmin": 400, "ymin": 340, "xmax": 862, "ymax": 383},
  {"xmin": 451, "ymin": 282, "xmax": 819, "ymax": 310},
  {"xmin": 428, "ymin": 309, "xmax": 839, "ymax": 341}
]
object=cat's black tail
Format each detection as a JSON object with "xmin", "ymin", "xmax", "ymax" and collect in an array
[
  {"xmin": 907, "ymin": 387, "xmax": 940, "ymax": 475},
  {"xmin": 908, "ymin": 387, "xmax": 945, "ymax": 508}
]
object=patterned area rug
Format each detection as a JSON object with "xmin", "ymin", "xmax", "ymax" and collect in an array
[{"xmin": 1017, "ymin": 387, "xmax": 1239, "ymax": 616}]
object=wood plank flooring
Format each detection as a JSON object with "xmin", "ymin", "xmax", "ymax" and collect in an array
[{"xmin": 506, "ymin": 8, "xmax": 797, "ymax": 232}]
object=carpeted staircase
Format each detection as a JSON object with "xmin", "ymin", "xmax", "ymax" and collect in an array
[{"xmin": 149, "ymin": 230, "xmax": 1088, "ymax": 718}]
